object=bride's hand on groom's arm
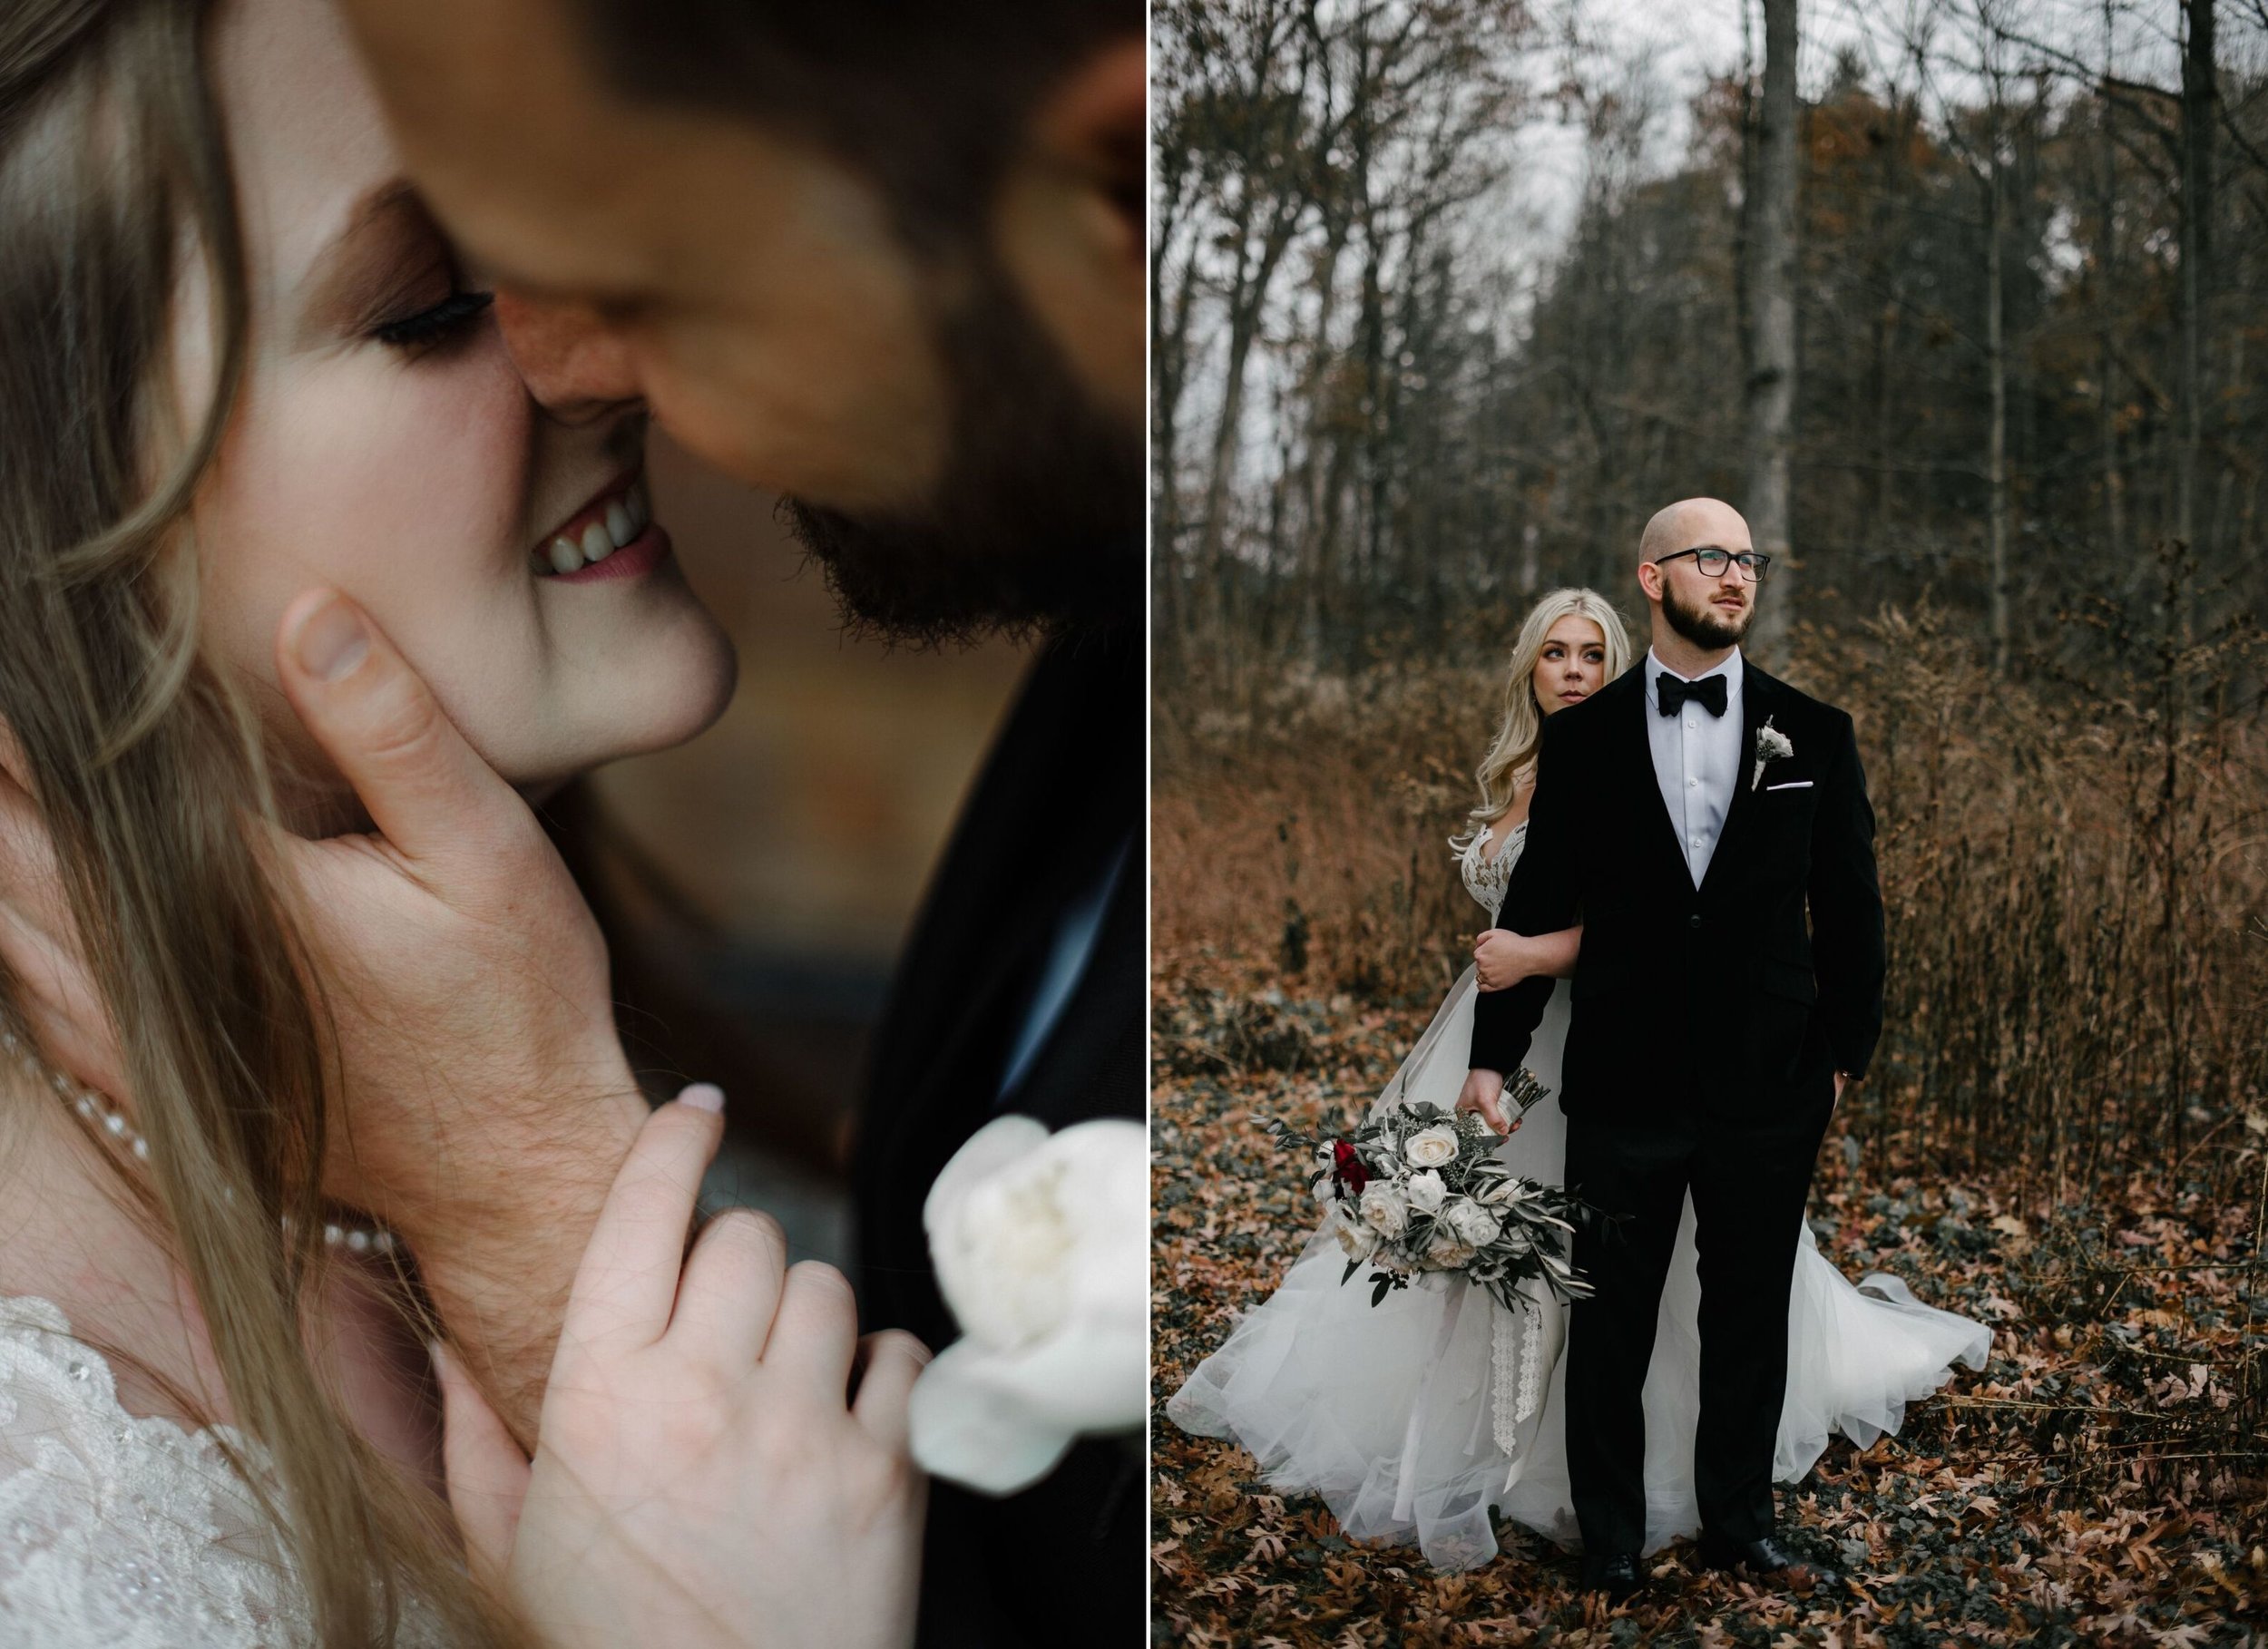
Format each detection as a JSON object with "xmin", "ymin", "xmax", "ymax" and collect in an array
[
  {"xmin": 1471, "ymin": 925, "xmax": 1583, "ymax": 992},
  {"xmin": 270, "ymin": 590, "xmax": 648, "ymax": 1444},
  {"xmin": 434, "ymin": 1088, "xmax": 928, "ymax": 1649}
]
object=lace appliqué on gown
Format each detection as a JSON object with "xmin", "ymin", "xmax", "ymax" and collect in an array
[
  {"xmin": 1454, "ymin": 819, "xmax": 1526, "ymax": 924},
  {"xmin": 0, "ymin": 1294, "xmax": 446, "ymax": 1647},
  {"xmin": 1489, "ymin": 1293, "xmax": 1548, "ymax": 1475},
  {"xmin": 1464, "ymin": 823, "xmax": 1547, "ymax": 1477}
]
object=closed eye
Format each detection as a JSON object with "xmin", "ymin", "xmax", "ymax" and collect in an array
[{"xmin": 372, "ymin": 288, "xmax": 494, "ymax": 350}]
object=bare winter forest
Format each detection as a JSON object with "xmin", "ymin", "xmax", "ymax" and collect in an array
[{"xmin": 1151, "ymin": 1, "xmax": 2268, "ymax": 1642}]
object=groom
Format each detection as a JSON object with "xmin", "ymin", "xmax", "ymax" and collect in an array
[{"xmin": 1459, "ymin": 497, "xmax": 1885, "ymax": 1599}]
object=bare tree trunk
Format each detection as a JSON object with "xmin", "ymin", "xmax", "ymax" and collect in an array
[
  {"xmin": 1986, "ymin": 158, "xmax": 2012, "ymax": 678},
  {"xmin": 2094, "ymin": 20, "xmax": 2125, "ymax": 570},
  {"xmin": 1743, "ymin": 0, "xmax": 1800, "ymax": 660},
  {"xmin": 1151, "ymin": 221, "xmax": 1201, "ymax": 669},
  {"xmin": 2174, "ymin": 0, "xmax": 2215, "ymax": 577},
  {"xmin": 1295, "ymin": 223, "xmax": 1350, "ymax": 662}
]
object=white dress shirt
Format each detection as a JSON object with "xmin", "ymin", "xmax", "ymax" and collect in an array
[{"xmin": 1643, "ymin": 648, "xmax": 1745, "ymax": 887}]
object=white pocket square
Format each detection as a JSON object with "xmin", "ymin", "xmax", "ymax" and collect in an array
[{"xmin": 1765, "ymin": 780, "xmax": 1813, "ymax": 791}]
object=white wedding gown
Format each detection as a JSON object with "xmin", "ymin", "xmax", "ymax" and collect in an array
[
  {"xmin": 0, "ymin": 1293, "xmax": 447, "ymax": 1644},
  {"xmin": 1165, "ymin": 822, "xmax": 1992, "ymax": 1572}
]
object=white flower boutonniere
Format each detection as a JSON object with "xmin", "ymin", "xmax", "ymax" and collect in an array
[
  {"xmin": 910, "ymin": 1115, "xmax": 1146, "ymax": 1496},
  {"xmin": 1752, "ymin": 717, "xmax": 1794, "ymax": 791}
]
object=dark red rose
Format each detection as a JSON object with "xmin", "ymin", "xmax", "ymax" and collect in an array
[{"xmin": 1332, "ymin": 1140, "xmax": 1369, "ymax": 1195}]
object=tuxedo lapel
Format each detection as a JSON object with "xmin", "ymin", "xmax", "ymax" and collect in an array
[{"xmin": 1698, "ymin": 664, "xmax": 1777, "ymax": 901}]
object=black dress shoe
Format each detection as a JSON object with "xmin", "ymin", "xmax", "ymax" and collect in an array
[
  {"xmin": 1696, "ymin": 1533, "xmax": 1842, "ymax": 1591},
  {"xmin": 1579, "ymin": 1551, "xmax": 1643, "ymax": 1601}
]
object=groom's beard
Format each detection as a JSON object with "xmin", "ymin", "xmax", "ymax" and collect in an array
[
  {"xmin": 1661, "ymin": 577, "xmax": 1755, "ymax": 651},
  {"xmin": 779, "ymin": 264, "xmax": 1142, "ymax": 647}
]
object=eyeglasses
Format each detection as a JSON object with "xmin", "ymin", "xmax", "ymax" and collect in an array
[{"xmin": 1653, "ymin": 546, "xmax": 1773, "ymax": 582}]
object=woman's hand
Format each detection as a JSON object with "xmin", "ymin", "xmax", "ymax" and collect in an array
[
  {"xmin": 1471, "ymin": 929, "xmax": 1528, "ymax": 991},
  {"xmin": 1454, "ymin": 1068, "xmax": 1520, "ymax": 1137},
  {"xmin": 434, "ymin": 1086, "xmax": 930, "ymax": 1649},
  {"xmin": 1471, "ymin": 924, "xmax": 1584, "ymax": 991}
]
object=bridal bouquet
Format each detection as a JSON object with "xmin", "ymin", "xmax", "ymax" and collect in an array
[{"xmin": 1266, "ymin": 1072, "xmax": 1596, "ymax": 1313}]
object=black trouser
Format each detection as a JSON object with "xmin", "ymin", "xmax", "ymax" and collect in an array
[{"xmin": 1560, "ymin": 1089, "xmax": 1834, "ymax": 1555}]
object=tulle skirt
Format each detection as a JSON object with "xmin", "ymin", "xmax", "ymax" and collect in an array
[{"xmin": 1164, "ymin": 971, "xmax": 1993, "ymax": 1571}]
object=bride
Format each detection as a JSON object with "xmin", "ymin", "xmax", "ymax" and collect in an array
[
  {"xmin": 1165, "ymin": 587, "xmax": 1990, "ymax": 1573},
  {"xmin": 0, "ymin": 1, "xmax": 921, "ymax": 1644}
]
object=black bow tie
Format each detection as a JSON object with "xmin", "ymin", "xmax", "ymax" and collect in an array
[{"xmin": 1656, "ymin": 672, "xmax": 1729, "ymax": 718}]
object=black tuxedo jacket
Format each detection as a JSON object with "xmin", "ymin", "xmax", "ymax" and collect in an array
[
  {"xmin": 853, "ymin": 626, "xmax": 1144, "ymax": 1649},
  {"xmin": 1470, "ymin": 659, "xmax": 1885, "ymax": 1116}
]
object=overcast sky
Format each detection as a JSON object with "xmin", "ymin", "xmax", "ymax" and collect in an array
[{"xmin": 1483, "ymin": 0, "xmax": 2231, "ymax": 289}]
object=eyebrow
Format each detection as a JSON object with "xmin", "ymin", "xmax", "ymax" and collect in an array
[{"xmin": 297, "ymin": 180, "xmax": 441, "ymax": 331}]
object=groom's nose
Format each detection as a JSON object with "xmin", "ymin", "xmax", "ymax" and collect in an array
[{"xmin": 495, "ymin": 288, "xmax": 643, "ymax": 422}]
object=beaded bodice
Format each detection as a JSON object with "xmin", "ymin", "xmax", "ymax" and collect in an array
[
  {"xmin": 0, "ymin": 1294, "xmax": 445, "ymax": 1646},
  {"xmin": 1455, "ymin": 819, "xmax": 1529, "ymax": 922}
]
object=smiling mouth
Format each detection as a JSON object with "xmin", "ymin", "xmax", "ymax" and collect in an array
[{"xmin": 532, "ymin": 472, "xmax": 652, "ymax": 577}]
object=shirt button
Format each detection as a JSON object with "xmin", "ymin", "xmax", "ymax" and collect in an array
[{"xmin": 1687, "ymin": 778, "xmax": 1698, "ymax": 789}]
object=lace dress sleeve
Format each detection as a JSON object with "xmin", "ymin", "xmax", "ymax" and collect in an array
[{"xmin": 0, "ymin": 1295, "xmax": 336, "ymax": 1646}]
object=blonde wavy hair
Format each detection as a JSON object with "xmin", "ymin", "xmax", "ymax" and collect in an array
[{"xmin": 1455, "ymin": 587, "xmax": 1634, "ymax": 843}]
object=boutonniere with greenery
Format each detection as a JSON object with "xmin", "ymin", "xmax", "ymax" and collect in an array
[{"xmin": 1752, "ymin": 717, "xmax": 1794, "ymax": 791}]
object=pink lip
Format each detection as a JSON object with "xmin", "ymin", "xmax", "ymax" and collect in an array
[{"xmin": 550, "ymin": 522, "xmax": 671, "ymax": 585}]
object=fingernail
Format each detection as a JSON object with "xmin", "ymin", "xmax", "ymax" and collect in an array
[
  {"xmin": 677, "ymin": 1082, "xmax": 725, "ymax": 1114},
  {"xmin": 294, "ymin": 594, "xmax": 368, "ymax": 682}
]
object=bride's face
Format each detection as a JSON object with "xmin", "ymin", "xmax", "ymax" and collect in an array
[
  {"xmin": 1531, "ymin": 617, "xmax": 1608, "ymax": 716},
  {"xmin": 184, "ymin": 0, "xmax": 735, "ymax": 814}
]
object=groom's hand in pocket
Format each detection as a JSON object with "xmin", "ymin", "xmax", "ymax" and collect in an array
[{"xmin": 270, "ymin": 590, "xmax": 649, "ymax": 1445}]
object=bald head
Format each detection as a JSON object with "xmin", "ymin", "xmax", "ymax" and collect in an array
[{"xmin": 1638, "ymin": 498, "xmax": 1751, "ymax": 571}]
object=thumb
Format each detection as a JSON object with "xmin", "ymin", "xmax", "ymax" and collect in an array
[
  {"xmin": 274, "ymin": 590, "xmax": 531, "ymax": 885},
  {"xmin": 432, "ymin": 1340, "xmax": 531, "ymax": 1589}
]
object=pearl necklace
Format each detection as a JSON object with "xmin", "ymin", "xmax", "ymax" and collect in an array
[{"xmin": 2, "ymin": 1027, "xmax": 395, "ymax": 1255}]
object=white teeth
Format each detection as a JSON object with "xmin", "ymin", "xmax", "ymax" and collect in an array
[{"xmin": 535, "ymin": 482, "xmax": 650, "ymax": 577}]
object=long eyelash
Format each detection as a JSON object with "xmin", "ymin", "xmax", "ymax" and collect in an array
[{"xmin": 373, "ymin": 289, "xmax": 494, "ymax": 349}]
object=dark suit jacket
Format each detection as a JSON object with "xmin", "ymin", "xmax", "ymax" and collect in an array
[
  {"xmin": 853, "ymin": 626, "xmax": 1144, "ymax": 1649},
  {"xmin": 1470, "ymin": 659, "xmax": 1885, "ymax": 1117}
]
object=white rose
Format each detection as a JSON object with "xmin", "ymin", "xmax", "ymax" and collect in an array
[
  {"xmin": 909, "ymin": 1116, "xmax": 1146, "ymax": 1496},
  {"xmin": 1422, "ymin": 1232, "xmax": 1476, "ymax": 1271},
  {"xmin": 1359, "ymin": 1182, "xmax": 1409, "ymax": 1238},
  {"xmin": 1406, "ymin": 1169, "xmax": 1447, "ymax": 1214},
  {"xmin": 1334, "ymin": 1215, "xmax": 1379, "ymax": 1264},
  {"xmin": 1445, "ymin": 1199, "xmax": 1501, "ymax": 1246},
  {"xmin": 1404, "ymin": 1125, "xmax": 1460, "ymax": 1168}
]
